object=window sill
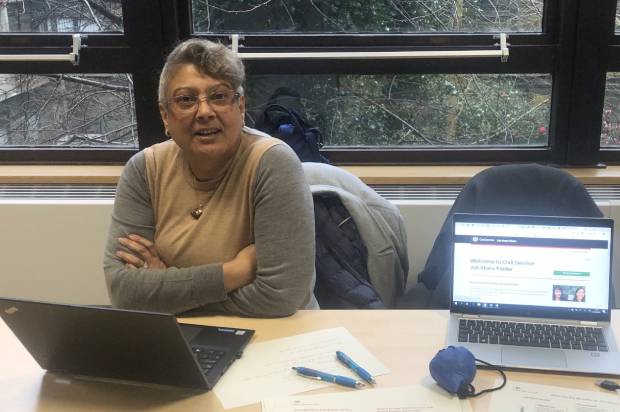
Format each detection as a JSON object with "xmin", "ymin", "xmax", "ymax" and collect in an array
[
  {"xmin": 0, "ymin": 165, "xmax": 619, "ymax": 185},
  {"xmin": 342, "ymin": 165, "xmax": 620, "ymax": 185},
  {"xmin": 0, "ymin": 165, "xmax": 124, "ymax": 184}
]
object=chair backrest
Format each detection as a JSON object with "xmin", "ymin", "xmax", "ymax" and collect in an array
[{"xmin": 415, "ymin": 164, "xmax": 602, "ymax": 308}]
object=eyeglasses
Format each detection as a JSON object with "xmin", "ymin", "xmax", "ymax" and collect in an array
[{"xmin": 166, "ymin": 89, "xmax": 240, "ymax": 114}]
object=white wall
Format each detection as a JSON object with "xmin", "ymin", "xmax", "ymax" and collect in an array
[
  {"xmin": 0, "ymin": 199, "xmax": 618, "ymax": 307},
  {"xmin": 0, "ymin": 200, "xmax": 113, "ymax": 305},
  {"xmin": 394, "ymin": 200, "xmax": 452, "ymax": 289}
]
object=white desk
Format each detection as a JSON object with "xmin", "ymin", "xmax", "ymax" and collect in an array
[{"xmin": 1, "ymin": 310, "xmax": 618, "ymax": 411}]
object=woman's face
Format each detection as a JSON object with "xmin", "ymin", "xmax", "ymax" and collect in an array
[
  {"xmin": 554, "ymin": 288, "xmax": 562, "ymax": 299},
  {"xmin": 576, "ymin": 288, "xmax": 585, "ymax": 301},
  {"xmin": 159, "ymin": 64, "xmax": 245, "ymax": 163}
]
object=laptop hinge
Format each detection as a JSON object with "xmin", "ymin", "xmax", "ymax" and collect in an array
[
  {"xmin": 462, "ymin": 314, "xmax": 480, "ymax": 319},
  {"xmin": 580, "ymin": 321, "xmax": 598, "ymax": 326}
]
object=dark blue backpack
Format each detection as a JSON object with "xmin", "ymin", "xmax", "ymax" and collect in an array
[{"xmin": 254, "ymin": 103, "xmax": 330, "ymax": 164}]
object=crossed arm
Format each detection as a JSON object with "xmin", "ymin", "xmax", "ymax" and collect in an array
[
  {"xmin": 103, "ymin": 145, "xmax": 316, "ymax": 316},
  {"xmin": 116, "ymin": 233, "xmax": 257, "ymax": 293}
]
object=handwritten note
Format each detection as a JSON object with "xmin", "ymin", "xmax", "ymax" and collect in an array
[
  {"xmin": 213, "ymin": 327, "xmax": 389, "ymax": 409},
  {"xmin": 262, "ymin": 385, "xmax": 471, "ymax": 412}
]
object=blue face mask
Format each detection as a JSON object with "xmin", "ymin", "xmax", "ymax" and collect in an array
[{"xmin": 429, "ymin": 346, "xmax": 506, "ymax": 399}]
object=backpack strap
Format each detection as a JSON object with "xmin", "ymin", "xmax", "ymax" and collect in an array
[{"xmin": 265, "ymin": 87, "xmax": 301, "ymax": 105}]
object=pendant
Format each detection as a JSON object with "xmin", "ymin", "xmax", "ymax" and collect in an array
[{"xmin": 191, "ymin": 207, "xmax": 203, "ymax": 220}]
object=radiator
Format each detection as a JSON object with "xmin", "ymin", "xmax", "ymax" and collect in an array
[{"xmin": 0, "ymin": 184, "xmax": 618, "ymax": 308}]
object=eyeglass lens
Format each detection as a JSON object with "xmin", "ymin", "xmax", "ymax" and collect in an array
[{"xmin": 170, "ymin": 89, "xmax": 237, "ymax": 112}]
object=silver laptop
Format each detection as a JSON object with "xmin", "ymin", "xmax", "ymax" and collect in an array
[
  {"xmin": 446, "ymin": 213, "xmax": 620, "ymax": 375},
  {"xmin": 0, "ymin": 298, "xmax": 254, "ymax": 390}
]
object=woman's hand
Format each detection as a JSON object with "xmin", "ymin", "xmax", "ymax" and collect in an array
[
  {"xmin": 222, "ymin": 244, "xmax": 257, "ymax": 292},
  {"xmin": 117, "ymin": 234, "xmax": 167, "ymax": 269}
]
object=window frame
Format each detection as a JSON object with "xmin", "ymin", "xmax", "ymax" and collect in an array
[
  {"xmin": 0, "ymin": 0, "xmax": 178, "ymax": 163},
  {"xmin": 597, "ymin": 1, "xmax": 620, "ymax": 164},
  {"xmin": 0, "ymin": 0, "xmax": 618, "ymax": 166},
  {"xmin": 186, "ymin": 0, "xmax": 582, "ymax": 165}
]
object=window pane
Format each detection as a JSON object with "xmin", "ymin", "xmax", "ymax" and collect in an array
[
  {"xmin": 246, "ymin": 74, "xmax": 551, "ymax": 146},
  {"xmin": 193, "ymin": 0, "xmax": 543, "ymax": 33},
  {"xmin": 0, "ymin": 74, "xmax": 137, "ymax": 147},
  {"xmin": 0, "ymin": 0, "xmax": 123, "ymax": 33},
  {"xmin": 602, "ymin": 73, "xmax": 620, "ymax": 146}
]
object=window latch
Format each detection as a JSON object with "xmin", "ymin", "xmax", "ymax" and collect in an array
[
  {"xmin": 0, "ymin": 33, "xmax": 82, "ymax": 66},
  {"xmin": 229, "ymin": 34, "xmax": 245, "ymax": 53}
]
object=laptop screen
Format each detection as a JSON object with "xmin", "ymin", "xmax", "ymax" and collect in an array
[{"xmin": 451, "ymin": 214, "xmax": 613, "ymax": 322}]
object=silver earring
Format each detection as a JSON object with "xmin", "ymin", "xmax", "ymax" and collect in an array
[{"xmin": 165, "ymin": 129, "xmax": 171, "ymax": 138}]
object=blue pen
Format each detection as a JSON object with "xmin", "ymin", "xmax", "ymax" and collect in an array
[
  {"xmin": 292, "ymin": 366, "xmax": 365, "ymax": 388},
  {"xmin": 336, "ymin": 351, "xmax": 376, "ymax": 384}
]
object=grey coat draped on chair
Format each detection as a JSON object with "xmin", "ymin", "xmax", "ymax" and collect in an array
[{"xmin": 303, "ymin": 162, "xmax": 409, "ymax": 308}]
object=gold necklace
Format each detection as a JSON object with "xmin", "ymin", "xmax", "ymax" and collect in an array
[
  {"xmin": 190, "ymin": 191, "xmax": 212, "ymax": 220},
  {"xmin": 189, "ymin": 170, "xmax": 218, "ymax": 220},
  {"xmin": 190, "ymin": 204, "xmax": 204, "ymax": 220}
]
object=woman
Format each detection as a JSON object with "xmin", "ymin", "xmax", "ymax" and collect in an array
[
  {"xmin": 574, "ymin": 287, "xmax": 586, "ymax": 302},
  {"xmin": 553, "ymin": 287, "xmax": 563, "ymax": 301},
  {"xmin": 103, "ymin": 38, "xmax": 318, "ymax": 317}
]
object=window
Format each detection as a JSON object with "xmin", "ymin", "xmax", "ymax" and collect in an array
[
  {"xmin": 0, "ymin": 73, "xmax": 136, "ymax": 147},
  {"xmin": 191, "ymin": 0, "xmax": 560, "ymax": 163},
  {"xmin": 244, "ymin": 73, "xmax": 552, "ymax": 147},
  {"xmin": 192, "ymin": 0, "xmax": 543, "ymax": 33},
  {"xmin": 1, "ymin": 0, "xmax": 123, "ymax": 32},
  {"xmin": 0, "ymin": 0, "xmax": 176, "ymax": 162},
  {"xmin": 602, "ymin": 73, "xmax": 620, "ymax": 146},
  {"xmin": 603, "ymin": 4, "xmax": 620, "ymax": 152},
  {"xmin": 1, "ymin": 0, "xmax": 619, "ymax": 166}
]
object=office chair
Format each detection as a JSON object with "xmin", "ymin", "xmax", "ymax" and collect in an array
[{"xmin": 397, "ymin": 163, "xmax": 603, "ymax": 309}]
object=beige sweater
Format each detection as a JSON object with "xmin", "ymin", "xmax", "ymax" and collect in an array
[
  {"xmin": 144, "ymin": 133, "xmax": 277, "ymax": 269},
  {"xmin": 103, "ymin": 128, "xmax": 318, "ymax": 316}
]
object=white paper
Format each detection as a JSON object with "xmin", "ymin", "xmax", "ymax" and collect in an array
[
  {"xmin": 489, "ymin": 380, "xmax": 620, "ymax": 412},
  {"xmin": 213, "ymin": 327, "xmax": 389, "ymax": 409},
  {"xmin": 262, "ymin": 385, "xmax": 471, "ymax": 412}
]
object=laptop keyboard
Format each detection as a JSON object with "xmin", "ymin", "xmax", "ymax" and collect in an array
[
  {"xmin": 458, "ymin": 319, "xmax": 608, "ymax": 352},
  {"xmin": 191, "ymin": 345, "xmax": 227, "ymax": 374}
]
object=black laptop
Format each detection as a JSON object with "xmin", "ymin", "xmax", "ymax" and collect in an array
[{"xmin": 0, "ymin": 297, "xmax": 254, "ymax": 391}]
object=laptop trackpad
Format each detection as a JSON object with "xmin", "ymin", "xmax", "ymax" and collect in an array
[{"xmin": 501, "ymin": 347, "xmax": 567, "ymax": 369}]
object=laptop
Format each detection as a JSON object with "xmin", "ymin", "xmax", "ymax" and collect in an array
[
  {"xmin": 446, "ymin": 213, "xmax": 620, "ymax": 375},
  {"xmin": 0, "ymin": 298, "xmax": 254, "ymax": 390}
]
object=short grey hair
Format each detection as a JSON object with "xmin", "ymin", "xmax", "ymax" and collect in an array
[{"xmin": 158, "ymin": 38, "xmax": 245, "ymax": 103}]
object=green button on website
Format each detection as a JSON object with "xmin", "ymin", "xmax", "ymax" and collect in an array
[{"xmin": 553, "ymin": 270, "xmax": 590, "ymax": 277}]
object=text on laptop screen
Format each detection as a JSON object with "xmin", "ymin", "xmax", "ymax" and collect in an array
[{"xmin": 452, "ymin": 219, "xmax": 611, "ymax": 316}]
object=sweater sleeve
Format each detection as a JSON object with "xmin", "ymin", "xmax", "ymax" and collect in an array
[
  {"xmin": 103, "ymin": 152, "xmax": 228, "ymax": 314},
  {"xmin": 202, "ymin": 144, "xmax": 317, "ymax": 317}
]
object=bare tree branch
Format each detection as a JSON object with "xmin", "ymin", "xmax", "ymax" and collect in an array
[
  {"xmin": 349, "ymin": 92, "xmax": 436, "ymax": 145},
  {"xmin": 43, "ymin": 75, "xmax": 130, "ymax": 92},
  {"xmin": 208, "ymin": 0, "xmax": 275, "ymax": 14},
  {"xmin": 81, "ymin": 0, "xmax": 103, "ymax": 30},
  {"xmin": 88, "ymin": 0, "xmax": 123, "ymax": 27}
]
